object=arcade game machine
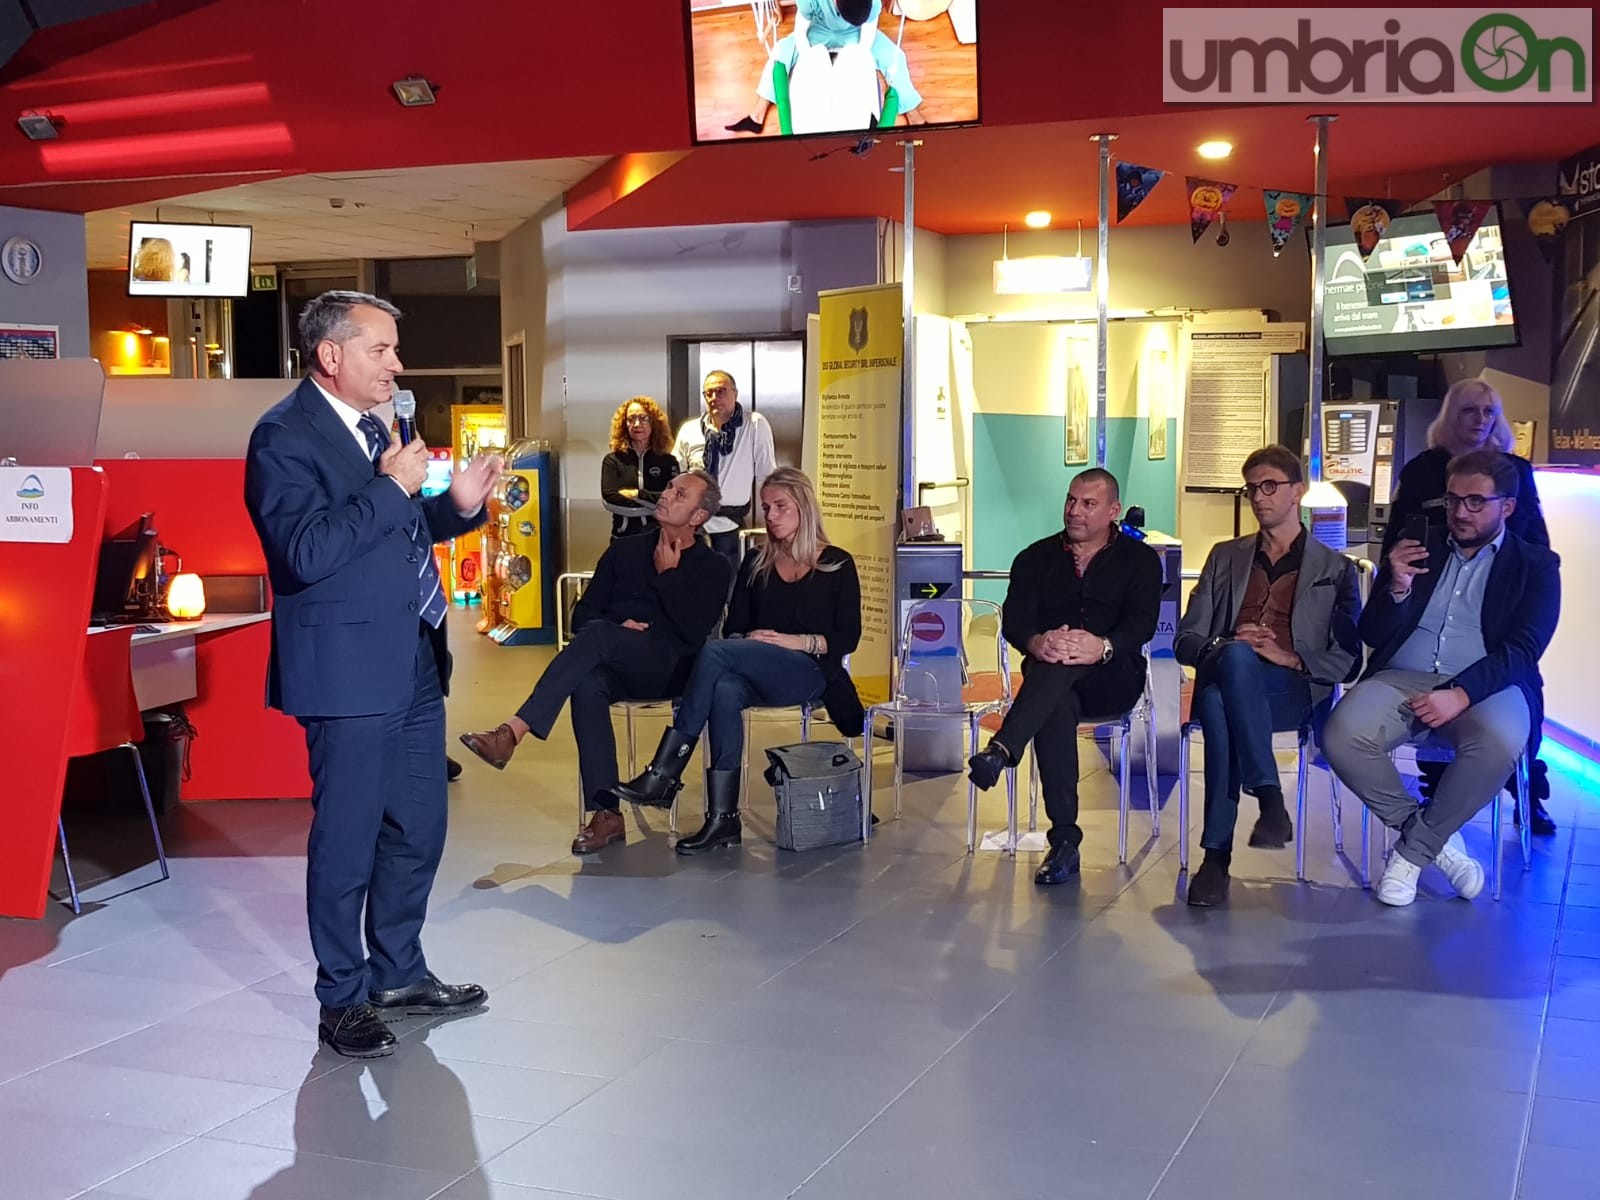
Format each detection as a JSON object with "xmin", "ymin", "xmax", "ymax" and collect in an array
[
  {"xmin": 418, "ymin": 447, "xmax": 455, "ymax": 588},
  {"xmin": 487, "ymin": 438, "xmax": 558, "ymax": 645},
  {"xmin": 449, "ymin": 404, "xmax": 508, "ymax": 606}
]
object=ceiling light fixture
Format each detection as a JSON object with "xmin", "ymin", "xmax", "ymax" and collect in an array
[
  {"xmin": 17, "ymin": 111, "xmax": 61, "ymax": 141},
  {"xmin": 390, "ymin": 76, "xmax": 438, "ymax": 107},
  {"xmin": 1024, "ymin": 210, "xmax": 1051, "ymax": 229},
  {"xmin": 1197, "ymin": 140, "xmax": 1233, "ymax": 160}
]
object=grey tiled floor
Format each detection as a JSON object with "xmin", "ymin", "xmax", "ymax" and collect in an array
[{"xmin": 5, "ymin": 609, "xmax": 1600, "ymax": 1199}]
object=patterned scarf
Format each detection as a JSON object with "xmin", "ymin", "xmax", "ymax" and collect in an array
[{"xmin": 702, "ymin": 402, "xmax": 744, "ymax": 478}]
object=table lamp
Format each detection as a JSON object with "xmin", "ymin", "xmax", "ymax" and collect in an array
[{"xmin": 166, "ymin": 573, "xmax": 206, "ymax": 620}]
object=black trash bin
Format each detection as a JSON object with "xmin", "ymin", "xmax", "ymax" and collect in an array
[{"xmin": 137, "ymin": 708, "xmax": 194, "ymax": 816}]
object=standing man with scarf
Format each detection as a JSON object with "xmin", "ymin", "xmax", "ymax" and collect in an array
[{"xmin": 674, "ymin": 370, "xmax": 778, "ymax": 573}]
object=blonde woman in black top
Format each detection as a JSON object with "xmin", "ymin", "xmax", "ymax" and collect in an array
[{"xmin": 616, "ymin": 467, "xmax": 864, "ymax": 853}]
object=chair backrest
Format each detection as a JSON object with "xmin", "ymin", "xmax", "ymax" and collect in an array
[
  {"xmin": 65, "ymin": 626, "xmax": 142, "ymax": 759},
  {"xmin": 895, "ymin": 597, "xmax": 1009, "ymax": 713}
]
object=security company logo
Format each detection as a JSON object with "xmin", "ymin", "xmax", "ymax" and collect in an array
[
  {"xmin": 1164, "ymin": 10, "xmax": 1591, "ymax": 104},
  {"xmin": 848, "ymin": 306, "xmax": 869, "ymax": 353}
]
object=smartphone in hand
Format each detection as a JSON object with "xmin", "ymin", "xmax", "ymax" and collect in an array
[{"xmin": 1401, "ymin": 514, "xmax": 1429, "ymax": 545}]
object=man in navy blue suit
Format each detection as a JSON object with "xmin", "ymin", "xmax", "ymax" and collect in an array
[
  {"xmin": 245, "ymin": 291, "xmax": 503, "ymax": 1058},
  {"xmin": 1324, "ymin": 449, "xmax": 1560, "ymax": 908}
]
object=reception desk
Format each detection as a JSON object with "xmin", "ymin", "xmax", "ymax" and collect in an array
[
  {"xmin": 1534, "ymin": 467, "xmax": 1599, "ymax": 760},
  {"xmin": 90, "ymin": 612, "xmax": 270, "ymax": 710}
]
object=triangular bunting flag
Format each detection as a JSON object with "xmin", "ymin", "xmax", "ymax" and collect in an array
[
  {"xmin": 1433, "ymin": 200, "xmax": 1494, "ymax": 265},
  {"xmin": 1344, "ymin": 198, "xmax": 1408, "ymax": 260},
  {"xmin": 1187, "ymin": 177, "xmax": 1237, "ymax": 244},
  {"xmin": 1264, "ymin": 190, "xmax": 1313, "ymax": 257},
  {"xmin": 1116, "ymin": 163, "xmax": 1165, "ymax": 224},
  {"xmin": 1520, "ymin": 196, "xmax": 1576, "ymax": 263}
]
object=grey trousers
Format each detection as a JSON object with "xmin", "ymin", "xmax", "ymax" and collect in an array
[{"xmin": 1323, "ymin": 669, "xmax": 1529, "ymax": 868}]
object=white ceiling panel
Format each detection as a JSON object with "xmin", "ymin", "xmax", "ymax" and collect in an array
[{"xmin": 84, "ymin": 156, "xmax": 606, "ymax": 269}]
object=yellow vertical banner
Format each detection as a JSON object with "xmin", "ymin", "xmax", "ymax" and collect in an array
[{"xmin": 815, "ymin": 284, "xmax": 902, "ymax": 706}]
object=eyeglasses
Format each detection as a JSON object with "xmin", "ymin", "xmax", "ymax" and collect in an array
[
  {"xmin": 1443, "ymin": 492, "xmax": 1508, "ymax": 513},
  {"xmin": 1241, "ymin": 478, "xmax": 1295, "ymax": 498},
  {"xmin": 703, "ymin": 386, "xmax": 732, "ymax": 399},
  {"xmin": 624, "ymin": 413, "xmax": 651, "ymax": 424}
]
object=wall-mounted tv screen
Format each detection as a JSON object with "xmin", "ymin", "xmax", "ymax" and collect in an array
[
  {"xmin": 686, "ymin": 0, "xmax": 978, "ymax": 144},
  {"xmin": 1322, "ymin": 205, "xmax": 1517, "ymax": 357},
  {"xmin": 127, "ymin": 221, "xmax": 252, "ymax": 298}
]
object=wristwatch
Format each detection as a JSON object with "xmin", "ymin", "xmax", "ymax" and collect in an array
[{"xmin": 1099, "ymin": 636, "xmax": 1113, "ymax": 664}]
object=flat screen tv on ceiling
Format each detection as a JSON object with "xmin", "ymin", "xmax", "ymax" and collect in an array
[
  {"xmin": 1321, "ymin": 204, "xmax": 1518, "ymax": 358},
  {"xmin": 685, "ymin": 0, "xmax": 979, "ymax": 145},
  {"xmin": 127, "ymin": 221, "xmax": 252, "ymax": 299}
]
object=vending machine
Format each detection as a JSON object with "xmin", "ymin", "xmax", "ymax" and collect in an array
[
  {"xmin": 449, "ymin": 404, "xmax": 507, "ymax": 604},
  {"xmin": 487, "ymin": 439, "xmax": 559, "ymax": 646}
]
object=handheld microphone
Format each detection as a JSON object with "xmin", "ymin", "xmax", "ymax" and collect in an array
[{"xmin": 392, "ymin": 390, "xmax": 417, "ymax": 446}]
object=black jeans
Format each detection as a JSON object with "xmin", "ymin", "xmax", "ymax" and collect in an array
[
  {"xmin": 991, "ymin": 655, "xmax": 1146, "ymax": 851},
  {"xmin": 515, "ymin": 622, "xmax": 683, "ymax": 810}
]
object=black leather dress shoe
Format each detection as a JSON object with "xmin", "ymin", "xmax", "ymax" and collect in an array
[
  {"xmin": 1033, "ymin": 845, "xmax": 1081, "ymax": 885},
  {"xmin": 318, "ymin": 1002, "xmax": 397, "ymax": 1058},
  {"xmin": 967, "ymin": 743, "xmax": 1011, "ymax": 791},
  {"xmin": 1514, "ymin": 795, "xmax": 1557, "ymax": 836},
  {"xmin": 369, "ymin": 971, "xmax": 487, "ymax": 1016},
  {"xmin": 446, "ymin": 756, "xmax": 463, "ymax": 782}
]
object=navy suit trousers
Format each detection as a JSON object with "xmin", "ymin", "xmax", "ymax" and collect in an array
[{"xmin": 302, "ymin": 624, "xmax": 447, "ymax": 1009}]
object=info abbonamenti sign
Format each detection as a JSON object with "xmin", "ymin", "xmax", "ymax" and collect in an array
[{"xmin": 1164, "ymin": 10, "xmax": 1591, "ymax": 103}]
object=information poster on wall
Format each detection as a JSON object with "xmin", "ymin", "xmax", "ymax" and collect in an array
[
  {"xmin": 815, "ymin": 284, "xmax": 901, "ymax": 706},
  {"xmin": 1183, "ymin": 325, "xmax": 1304, "ymax": 490},
  {"xmin": 0, "ymin": 467, "xmax": 72, "ymax": 542}
]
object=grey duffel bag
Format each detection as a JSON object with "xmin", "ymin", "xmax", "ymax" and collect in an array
[{"xmin": 764, "ymin": 740, "xmax": 865, "ymax": 852}]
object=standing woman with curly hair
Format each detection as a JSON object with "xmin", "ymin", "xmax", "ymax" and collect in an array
[
  {"xmin": 601, "ymin": 396, "xmax": 678, "ymax": 540},
  {"xmin": 616, "ymin": 467, "xmax": 864, "ymax": 853}
]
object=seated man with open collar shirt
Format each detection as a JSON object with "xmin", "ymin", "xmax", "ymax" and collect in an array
[
  {"xmin": 1174, "ymin": 446, "xmax": 1362, "ymax": 907},
  {"xmin": 966, "ymin": 469, "xmax": 1163, "ymax": 885}
]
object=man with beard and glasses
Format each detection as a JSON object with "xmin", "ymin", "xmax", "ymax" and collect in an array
[{"xmin": 1323, "ymin": 450, "xmax": 1560, "ymax": 907}]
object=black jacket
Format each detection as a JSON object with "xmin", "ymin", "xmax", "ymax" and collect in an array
[
  {"xmin": 1361, "ymin": 527, "xmax": 1560, "ymax": 738},
  {"xmin": 1381, "ymin": 447, "xmax": 1548, "ymax": 557},
  {"xmin": 571, "ymin": 530, "xmax": 730, "ymax": 661},
  {"xmin": 600, "ymin": 448, "xmax": 678, "ymax": 539}
]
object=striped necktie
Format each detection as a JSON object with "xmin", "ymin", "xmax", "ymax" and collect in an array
[{"xmin": 358, "ymin": 413, "xmax": 447, "ymax": 629}]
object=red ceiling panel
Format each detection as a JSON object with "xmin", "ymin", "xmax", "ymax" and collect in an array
[{"xmin": 0, "ymin": 1, "xmax": 1591, "ymax": 234}]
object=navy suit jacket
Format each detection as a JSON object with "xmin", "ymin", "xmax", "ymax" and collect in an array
[
  {"xmin": 1359, "ymin": 527, "xmax": 1560, "ymax": 736},
  {"xmin": 244, "ymin": 378, "xmax": 484, "ymax": 718}
]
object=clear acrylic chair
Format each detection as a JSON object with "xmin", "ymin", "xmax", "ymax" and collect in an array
[
  {"xmin": 862, "ymin": 598, "xmax": 1016, "ymax": 852},
  {"xmin": 1023, "ymin": 647, "xmax": 1159, "ymax": 865}
]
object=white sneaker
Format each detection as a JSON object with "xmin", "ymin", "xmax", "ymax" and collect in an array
[
  {"xmin": 1377, "ymin": 854, "xmax": 1422, "ymax": 906},
  {"xmin": 1434, "ymin": 832, "xmax": 1485, "ymax": 901}
]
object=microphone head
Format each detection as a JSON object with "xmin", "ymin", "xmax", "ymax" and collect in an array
[{"xmin": 392, "ymin": 390, "xmax": 416, "ymax": 419}]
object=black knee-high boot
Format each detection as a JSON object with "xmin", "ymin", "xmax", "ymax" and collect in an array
[
  {"xmin": 615, "ymin": 729, "xmax": 697, "ymax": 809},
  {"xmin": 675, "ymin": 769, "xmax": 741, "ymax": 854}
]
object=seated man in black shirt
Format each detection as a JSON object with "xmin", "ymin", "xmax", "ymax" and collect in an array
[
  {"xmin": 458, "ymin": 470, "xmax": 732, "ymax": 854},
  {"xmin": 967, "ymin": 468, "xmax": 1164, "ymax": 884}
]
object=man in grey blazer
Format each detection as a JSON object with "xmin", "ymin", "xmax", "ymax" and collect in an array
[{"xmin": 1175, "ymin": 446, "xmax": 1362, "ymax": 906}]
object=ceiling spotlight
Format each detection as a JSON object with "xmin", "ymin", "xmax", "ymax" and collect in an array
[
  {"xmin": 1197, "ymin": 140, "xmax": 1233, "ymax": 160},
  {"xmin": 17, "ymin": 111, "xmax": 61, "ymax": 140},
  {"xmin": 390, "ymin": 76, "xmax": 438, "ymax": 107},
  {"xmin": 1024, "ymin": 210, "xmax": 1052, "ymax": 229}
]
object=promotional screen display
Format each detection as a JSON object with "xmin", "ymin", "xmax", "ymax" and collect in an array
[
  {"xmin": 127, "ymin": 221, "xmax": 252, "ymax": 298},
  {"xmin": 686, "ymin": 0, "xmax": 978, "ymax": 143},
  {"xmin": 1322, "ymin": 206, "xmax": 1517, "ymax": 357}
]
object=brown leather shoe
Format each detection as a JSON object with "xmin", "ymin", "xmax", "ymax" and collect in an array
[
  {"xmin": 572, "ymin": 808, "xmax": 625, "ymax": 854},
  {"xmin": 458, "ymin": 724, "xmax": 519, "ymax": 770}
]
